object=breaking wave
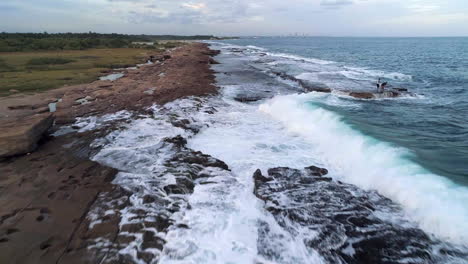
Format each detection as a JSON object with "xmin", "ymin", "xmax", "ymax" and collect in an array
[{"xmin": 259, "ymin": 93, "xmax": 468, "ymax": 246}]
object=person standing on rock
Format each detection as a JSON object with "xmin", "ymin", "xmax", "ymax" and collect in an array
[
  {"xmin": 381, "ymin": 81, "xmax": 388, "ymax": 93},
  {"xmin": 376, "ymin": 78, "xmax": 388, "ymax": 93}
]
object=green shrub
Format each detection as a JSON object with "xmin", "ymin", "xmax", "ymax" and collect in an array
[
  {"xmin": 0, "ymin": 58, "xmax": 14, "ymax": 72},
  {"xmin": 163, "ymin": 42, "xmax": 182, "ymax": 49},
  {"xmin": 28, "ymin": 57, "xmax": 75, "ymax": 65},
  {"xmin": 94, "ymin": 63, "xmax": 133, "ymax": 69}
]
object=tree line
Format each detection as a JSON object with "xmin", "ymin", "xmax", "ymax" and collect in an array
[{"xmin": 0, "ymin": 32, "xmax": 218, "ymax": 52}]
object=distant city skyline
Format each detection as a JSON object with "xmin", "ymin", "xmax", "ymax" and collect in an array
[{"xmin": 1, "ymin": 0, "xmax": 468, "ymax": 37}]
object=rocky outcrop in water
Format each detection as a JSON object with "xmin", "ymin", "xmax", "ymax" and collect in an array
[
  {"xmin": 253, "ymin": 166, "xmax": 466, "ymax": 264},
  {"xmin": 233, "ymin": 95, "xmax": 265, "ymax": 103},
  {"xmin": 272, "ymin": 71, "xmax": 332, "ymax": 93},
  {"xmin": 348, "ymin": 88, "xmax": 413, "ymax": 100}
]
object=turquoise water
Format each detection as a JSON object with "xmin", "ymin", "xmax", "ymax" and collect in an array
[{"xmin": 219, "ymin": 37, "xmax": 468, "ymax": 185}]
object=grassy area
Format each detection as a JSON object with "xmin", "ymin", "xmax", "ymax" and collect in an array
[
  {"xmin": 0, "ymin": 48, "xmax": 159, "ymax": 96},
  {"xmin": 28, "ymin": 57, "xmax": 76, "ymax": 66}
]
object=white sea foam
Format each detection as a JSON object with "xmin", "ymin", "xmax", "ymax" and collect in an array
[
  {"xmin": 161, "ymin": 98, "xmax": 325, "ymax": 263},
  {"xmin": 84, "ymin": 42, "xmax": 467, "ymax": 263},
  {"xmin": 246, "ymin": 45, "xmax": 267, "ymax": 51},
  {"xmin": 52, "ymin": 110, "xmax": 133, "ymax": 136},
  {"xmin": 209, "ymin": 41, "xmax": 333, "ymax": 66},
  {"xmin": 212, "ymin": 40, "xmax": 413, "ymax": 85},
  {"xmin": 342, "ymin": 66, "xmax": 413, "ymax": 81},
  {"xmin": 259, "ymin": 93, "xmax": 468, "ymax": 246},
  {"xmin": 266, "ymin": 52, "xmax": 334, "ymax": 65}
]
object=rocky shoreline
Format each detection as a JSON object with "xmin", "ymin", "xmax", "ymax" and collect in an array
[
  {"xmin": 1, "ymin": 42, "xmax": 466, "ymax": 264},
  {"xmin": 0, "ymin": 43, "xmax": 222, "ymax": 263}
]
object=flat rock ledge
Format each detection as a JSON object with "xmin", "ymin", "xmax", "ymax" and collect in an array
[{"xmin": 0, "ymin": 113, "xmax": 54, "ymax": 158}]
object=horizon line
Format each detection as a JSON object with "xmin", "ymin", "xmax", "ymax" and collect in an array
[{"xmin": 2, "ymin": 31, "xmax": 468, "ymax": 38}]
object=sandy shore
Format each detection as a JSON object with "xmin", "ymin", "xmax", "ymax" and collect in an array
[{"xmin": 0, "ymin": 43, "xmax": 220, "ymax": 263}]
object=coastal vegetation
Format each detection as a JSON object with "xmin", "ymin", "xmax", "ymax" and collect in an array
[
  {"xmin": 0, "ymin": 33, "xmax": 220, "ymax": 52},
  {"xmin": 0, "ymin": 48, "xmax": 157, "ymax": 96},
  {"xmin": 0, "ymin": 33, "xmax": 217, "ymax": 96},
  {"xmin": 27, "ymin": 57, "xmax": 76, "ymax": 66},
  {"xmin": 0, "ymin": 32, "xmax": 232, "ymax": 96}
]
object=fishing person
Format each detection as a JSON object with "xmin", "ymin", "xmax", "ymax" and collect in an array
[
  {"xmin": 381, "ymin": 81, "xmax": 388, "ymax": 92},
  {"xmin": 376, "ymin": 78, "xmax": 388, "ymax": 93}
]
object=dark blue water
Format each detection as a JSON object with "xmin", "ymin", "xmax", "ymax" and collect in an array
[{"xmin": 219, "ymin": 37, "xmax": 468, "ymax": 185}]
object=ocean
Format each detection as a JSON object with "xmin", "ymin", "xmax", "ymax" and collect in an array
[
  {"xmin": 220, "ymin": 37, "xmax": 468, "ymax": 184},
  {"xmin": 88, "ymin": 37, "xmax": 468, "ymax": 263}
]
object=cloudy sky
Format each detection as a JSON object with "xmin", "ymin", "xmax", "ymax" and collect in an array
[{"xmin": 1, "ymin": 0, "xmax": 467, "ymax": 36}]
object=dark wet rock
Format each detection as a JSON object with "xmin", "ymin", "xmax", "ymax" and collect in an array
[
  {"xmin": 348, "ymin": 88, "xmax": 413, "ymax": 100},
  {"xmin": 254, "ymin": 166, "xmax": 465, "ymax": 264},
  {"xmin": 164, "ymin": 183, "xmax": 191, "ymax": 195},
  {"xmin": 142, "ymin": 231, "xmax": 165, "ymax": 250},
  {"xmin": 166, "ymin": 114, "xmax": 202, "ymax": 134},
  {"xmin": 233, "ymin": 95, "xmax": 264, "ymax": 103},
  {"xmin": 144, "ymin": 215, "xmax": 173, "ymax": 232},
  {"xmin": 209, "ymin": 58, "xmax": 220, "ymax": 64},
  {"xmin": 203, "ymin": 106, "xmax": 217, "ymax": 115},
  {"xmin": 130, "ymin": 209, "xmax": 148, "ymax": 217},
  {"xmin": 177, "ymin": 223, "xmax": 190, "ymax": 229},
  {"xmin": 394, "ymin": 87, "xmax": 408, "ymax": 92},
  {"xmin": 169, "ymin": 150, "xmax": 229, "ymax": 171},
  {"xmin": 171, "ymin": 119, "xmax": 201, "ymax": 134},
  {"xmin": 202, "ymin": 50, "xmax": 221, "ymax": 56},
  {"xmin": 349, "ymin": 92, "xmax": 375, "ymax": 99},
  {"xmin": 163, "ymin": 135, "xmax": 187, "ymax": 148},
  {"xmin": 170, "ymin": 118, "xmax": 190, "ymax": 129},
  {"xmin": 117, "ymin": 235, "xmax": 136, "ymax": 245},
  {"xmin": 121, "ymin": 223, "xmax": 144, "ymax": 233},
  {"xmin": 142, "ymin": 195, "xmax": 156, "ymax": 204},
  {"xmin": 298, "ymin": 79, "xmax": 332, "ymax": 93},
  {"xmin": 272, "ymin": 71, "xmax": 331, "ymax": 93},
  {"xmin": 253, "ymin": 169, "xmax": 271, "ymax": 184},
  {"xmin": 304, "ymin": 165, "xmax": 328, "ymax": 176},
  {"xmin": 253, "ymin": 169, "xmax": 272, "ymax": 200},
  {"xmin": 266, "ymin": 167, "xmax": 302, "ymax": 180},
  {"xmin": 272, "ymin": 71, "xmax": 297, "ymax": 82},
  {"xmin": 137, "ymin": 251, "xmax": 156, "ymax": 264},
  {"xmin": 0, "ymin": 113, "xmax": 54, "ymax": 158},
  {"xmin": 230, "ymin": 48, "xmax": 243, "ymax": 53},
  {"xmin": 141, "ymin": 194, "xmax": 168, "ymax": 205}
]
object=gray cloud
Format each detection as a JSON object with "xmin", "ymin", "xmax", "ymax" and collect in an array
[
  {"xmin": 2, "ymin": 0, "xmax": 468, "ymax": 36},
  {"xmin": 117, "ymin": 0, "xmax": 262, "ymax": 25}
]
